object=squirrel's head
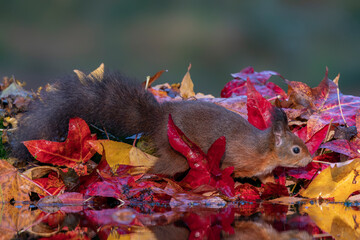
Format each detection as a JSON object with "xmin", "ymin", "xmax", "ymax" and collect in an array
[{"xmin": 270, "ymin": 108, "xmax": 312, "ymax": 168}]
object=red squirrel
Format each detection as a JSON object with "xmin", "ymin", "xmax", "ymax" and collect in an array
[{"xmin": 12, "ymin": 71, "xmax": 312, "ymax": 179}]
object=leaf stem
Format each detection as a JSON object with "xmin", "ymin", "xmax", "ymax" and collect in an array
[
  {"xmin": 312, "ymin": 160, "xmax": 331, "ymax": 165},
  {"xmin": 335, "ymin": 74, "xmax": 348, "ymax": 127}
]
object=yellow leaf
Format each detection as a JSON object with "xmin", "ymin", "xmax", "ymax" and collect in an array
[
  {"xmin": 88, "ymin": 140, "xmax": 132, "ymax": 171},
  {"xmin": 87, "ymin": 140, "xmax": 158, "ymax": 174},
  {"xmin": 301, "ymin": 203, "xmax": 360, "ymax": 240},
  {"xmin": 108, "ymin": 227, "xmax": 156, "ymax": 240},
  {"xmin": 300, "ymin": 158, "xmax": 360, "ymax": 201},
  {"xmin": 179, "ymin": 63, "xmax": 195, "ymax": 99},
  {"xmin": 129, "ymin": 147, "xmax": 158, "ymax": 175}
]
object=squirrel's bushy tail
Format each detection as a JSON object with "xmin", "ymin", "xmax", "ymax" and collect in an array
[{"xmin": 11, "ymin": 72, "xmax": 162, "ymax": 162}]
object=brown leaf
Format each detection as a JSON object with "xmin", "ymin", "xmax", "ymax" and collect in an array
[
  {"xmin": 179, "ymin": 63, "xmax": 195, "ymax": 99},
  {"xmin": 0, "ymin": 160, "xmax": 48, "ymax": 202},
  {"xmin": 142, "ymin": 69, "xmax": 168, "ymax": 88}
]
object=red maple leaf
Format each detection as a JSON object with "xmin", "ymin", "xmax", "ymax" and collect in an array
[
  {"xmin": 23, "ymin": 118, "xmax": 97, "ymax": 167},
  {"xmin": 221, "ymin": 66, "xmax": 287, "ymax": 99},
  {"xmin": 260, "ymin": 182, "xmax": 289, "ymax": 200},
  {"xmin": 234, "ymin": 183, "xmax": 261, "ymax": 202},
  {"xmin": 246, "ymin": 77, "xmax": 275, "ymax": 130},
  {"xmin": 33, "ymin": 171, "xmax": 65, "ymax": 195},
  {"xmin": 167, "ymin": 114, "xmax": 235, "ymax": 197},
  {"xmin": 184, "ymin": 207, "xmax": 234, "ymax": 240},
  {"xmin": 293, "ymin": 124, "xmax": 330, "ymax": 155}
]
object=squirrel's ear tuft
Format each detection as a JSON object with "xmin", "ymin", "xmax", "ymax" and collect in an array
[
  {"xmin": 271, "ymin": 108, "xmax": 289, "ymax": 147},
  {"xmin": 271, "ymin": 108, "xmax": 289, "ymax": 127}
]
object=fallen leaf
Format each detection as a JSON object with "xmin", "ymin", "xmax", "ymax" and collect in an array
[
  {"xmin": 0, "ymin": 160, "xmax": 48, "ymax": 202},
  {"xmin": 142, "ymin": 69, "xmax": 168, "ymax": 88},
  {"xmin": 301, "ymin": 203, "xmax": 360, "ymax": 240},
  {"xmin": 234, "ymin": 183, "xmax": 260, "ymax": 202},
  {"xmin": 23, "ymin": 118, "xmax": 97, "ymax": 168},
  {"xmin": 300, "ymin": 158, "xmax": 360, "ymax": 201},
  {"xmin": 32, "ymin": 171, "xmax": 65, "ymax": 196},
  {"xmin": 221, "ymin": 66, "xmax": 287, "ymax": 99},
  {"xmin": 286, "ymin": 71, "xmax": 360, "ymax": 139},
  {"xmin": 285, "ymin": 68, "xmax": 330, "ymax": 110},
  {"xmin": 87, "ymin": 140, "xmax": 158, "ymax": 174},
  {"xmin": 167, "ymin": 114, "xmax": 234, "ymax": 197},
  {"xmin": 0, "ymin": 202, "xmax": 42, "ymax": 238},
  {"xmin": 267, "ymin": 196, "xmax": 306, "ymax": 204},
  {"xmin": 294, "ymin": 124, "xmax": 330, "ymax": 155},
  {"xmin": 261, "ymin": 182, "xmax": 289, "ymax": 200},
  {"xmin": 246, "ymin": 78, "xmax": 275, "ymax": 130},
  {"xmin": 321, "ymin": 138, "xmax": 360, "ymax": 159},
  {"xmin": 179, "ymin": 63, "xmax": 195, "ymax": 99},
  {"xmin": 0, "ymin": 81, "xmax": 31, "ymax": 98}
]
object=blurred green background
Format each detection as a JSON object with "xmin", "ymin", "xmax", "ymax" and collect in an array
[{"xmin": 0, "ymin": 0, "xmax": 359, "ymax": 96}]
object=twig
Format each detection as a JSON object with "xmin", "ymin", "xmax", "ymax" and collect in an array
[
  {"xmin": 20, "ymin": 173, "xmax": 53, "ymax": 196},
  {"xmin": 319, "ymin": 118, "xmax": 333, "ymax": 155},
  {"xmin": 312, "ymin": 160, "xmax": 331, "ymax": 165},
  {"xmin": 90, "ymin": 124, "xmax": 117, "ymax": 139},
  {"xmin": 0, "ymin": 128, "xmax": 15, "ymax": 132},
  {"xmin": 102, "ymin": 125, "xmax": 110, "ymax": 140},
  {"xmin": 133, "ymin": 133, "xmax": 139, "ymax": 147},
  {"xmin": 335, "ymin": 74, "xmax": 348, "ymax": 127},
  {"xmin": 19, "ymin": 213, "xmax": 52, "ymax": 234},
  {"xmin": 290, "ymin": 182, "xmax": 298, "ymax": 195},
  {"xmin": 145, "ymin": 76, "xmax": 150, "ymax": 90}
]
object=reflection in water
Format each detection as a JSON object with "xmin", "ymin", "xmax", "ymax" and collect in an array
[
  {"xmin": 150, "ymin": 220, "xmax": 312, "ymax": 240},
  {"xmin": 2, "ymin": 202, "xmax": 339, "ymax": 240}
]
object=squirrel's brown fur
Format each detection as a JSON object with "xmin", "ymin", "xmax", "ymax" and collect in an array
[{"xmin": 11, "ymin": 71, "xmax": 312, "ymax": 178}]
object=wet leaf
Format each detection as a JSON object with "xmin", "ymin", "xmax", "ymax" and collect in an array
[
  {"xmin": 234, "ymin": 183, "xmax": 260, "ymax": 202},
  {"xmin": 0, "ymin": 202, "xmax": 42, "ymax": 238},
  {"xmin": 32, "ymin": 171, "xmax": 65, "ymax": 195},
  {"xmin": 300, "ymin": 158, "xmax": 360, "ymax": 201},
  {"xmin": 301, "ymin": 203, "xmax": 360, "ymax": 240},
  {"xmin": 261, "ymin": 182, "xmax": 289, "ymax": 200},
  {"xmin": 58, "ymin": 192, "xmax": 84, "ymax": 213},
  {"xmin": 184, "ymin": 207, "xmax": 234, "ymax": 239},
  {"xmin": 0, "ymin": 160, "xmax": 49, "ymax": 202},
  {"xmin": 23, "ymin": 118, "xmax": 97, "ymax": 168}
]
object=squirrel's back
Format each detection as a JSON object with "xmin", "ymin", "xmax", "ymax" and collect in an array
[{"xmin": 12, "ymin": 72, "xmax": 163, "ymax": 162}]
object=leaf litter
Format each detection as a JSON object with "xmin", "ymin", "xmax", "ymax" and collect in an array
[{"xmin": 0, "ymin": 64, "xmax": 360, "ymax": 238}]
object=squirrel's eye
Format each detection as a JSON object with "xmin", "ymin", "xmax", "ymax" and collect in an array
[{"xmin": 292, "ymin": 146, "xmax": 300, "ymax": 154}]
